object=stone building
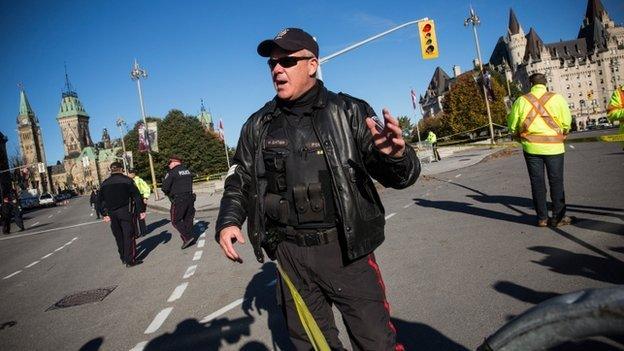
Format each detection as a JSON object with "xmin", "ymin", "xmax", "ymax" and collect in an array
[
  {"xmin": 197, "ymin": 99, "xmax": 214, "ymax": 131},
  {"xmin": 489, "ymin": 0, "xmax": 624, "ymax": 128},
  {"xmin": 16, "ymin": 88, "xmax": 51, "ymax": 194},
  {"xmin": 0, "ymin": 132, "xmax": 10, "ymax": 198}
]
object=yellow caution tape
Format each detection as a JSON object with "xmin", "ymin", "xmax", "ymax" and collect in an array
[{"xmin": 277, "ymin": 264, "xmax": 330, "ymax": 351}]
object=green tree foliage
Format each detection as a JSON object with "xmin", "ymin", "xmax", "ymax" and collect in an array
[
  {"xmin": 396, "ymin": 115, "xmax": 413, "ymax": 138},
  {"xmin": 123, "ymin": 110, "xmax": 230, "ymax": 185},
  {"xmin": 441, "ymin": 70, "xmax": 507, "ymax": 136}
]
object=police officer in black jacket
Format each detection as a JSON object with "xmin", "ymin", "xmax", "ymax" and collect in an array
[
  {"xmin": 216, "ymin": 28, "xmax": 420, "ymax": 350},
  {"xmin": 98, "ymin": 162, "xmax": 146, "ymax": 267},
  {"xmin": 162, "ymin": 155, "xmax": 196, "ymax": 249}
]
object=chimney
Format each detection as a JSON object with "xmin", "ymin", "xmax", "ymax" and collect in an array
[{"xmin": 452, "ymin": 65, "xmax": 462, "ymax": 78}]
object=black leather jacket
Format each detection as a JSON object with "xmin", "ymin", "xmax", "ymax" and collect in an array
[{"xmin": 216, "ymin": 82, "xmax": 420, "ymax": 263}]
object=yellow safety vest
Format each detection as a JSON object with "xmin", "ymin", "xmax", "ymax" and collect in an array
[
  {"xmin": 507, "ymin": 85, "xmax": 571, "ymax": 155},
  {"xmin": 607, "ymin": 87, "xmax": 624, "ymax": 141}
]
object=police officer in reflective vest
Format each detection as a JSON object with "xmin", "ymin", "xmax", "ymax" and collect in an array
[
  {"xmin": 216, "ymin": 28, "xmax": 420, "ymax": 350},
  {"xmin": 98, "ymin": 162, "xmax": 146, "ymax": 267},
  {"xmin": 507, "ymin": 73, "xmax": 574, "ymax": 227},
  {"xmin": 162, "ymin": 155, "xmax": 196, "ymax": 249},
  {"xmin": 607, "ymin": 85, "xmax": 624, "ymax": 150}
]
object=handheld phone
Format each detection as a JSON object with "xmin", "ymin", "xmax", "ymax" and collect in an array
[{"xmin": 372, "ymin": 116, "xmax": 385, "ymax": 133}]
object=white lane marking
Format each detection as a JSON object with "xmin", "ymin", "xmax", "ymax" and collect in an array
[
  {"xmin": 455, "ymin": 174, "xmax": 462, "ymax": 178},
  {"xmin": 57, "ymin": 210, "xmax": 61, "ymax": 214},
  {"xmin": 90, "ymin": 213, "xmax": 94, "ymax": 217},
  {"xmin": 65, "ymin": 240, "xmax": 73, "ymax": 245},
  {"xmin": 183, "ymin": 265, "xmax": 197, "ymax": 279},
  {"xmin": 32, "ymin": 222, "xmax": 40, "ymax": 226},
  {"xmin": 403, "ymin": 204, "xmax": 411, "ymax": 209},
  {"xmin": 200, "ymin": 298, "xmax": 244, "ymax": 323},
  {"xmin": 71, "ymin": 237, "xmax": 78, "ymax": 241},
  {"xmin": 25, "ymin": 261, "xmax": 40, "ymax": 268},
  {"xmin": 48, "ymin": 215, "xmax": 53, "ymax": 218},
  {"xmin": 197, "ymin": 239, "xmax": 205, "ymax": 248},
  {"xmin": 54, "ymin": 246, "xmax": 64, "ymax": 252},
  {"xmin": 192, "ymin": 251, "xmax": 203, "ymax": 261},
  {"xmin": 385, "ymin": 213, "xmax": 396, "ymax": 220},
  {"xmin": 193, "ymin": 219, "xmax": 199, "ymax": 224},
  {"xmin": 129, "ymin": 341, "xmax": 147, "ymax": 351},
  {"xmin": 144, "ymin": 307, "xmax": 173, "ymax": 334},
  {"xmin": 569, "ymin": 145, "xmax": 576, "ymax": 149},
  {"xmin": 3, "ymin": 270, "xmax": 22, "ymax": 279},
  {"xmin": 0, "ymin": 220, "xmax": 102, "ymax": 241},
  {"xmin": 41, "ymin": 253, "xmax": 53, "ymax": 259},
  {"xmin": 167, "ymin": 282, "xmax": 189, "ymax": 303},
  {"xmin": 200, "ymin": 232, "xmax": 206, "ymax": 239},
  {"xmin": 267, "ymin": 279, "xmax": 277, "ymax": 287}
]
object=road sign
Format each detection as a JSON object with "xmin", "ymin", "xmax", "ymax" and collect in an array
[{"xmin": 37, "ymin": 162, "xmax": 46, "ymax": 173}]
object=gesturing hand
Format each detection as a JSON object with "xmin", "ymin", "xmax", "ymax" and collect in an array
[
  {"xmin": 365, "ymin": 108, "xmax": 406, "ymax": 158},
  {"xmin": 219, "ymin": 225, "xmax": 245, "ymax": 263}
]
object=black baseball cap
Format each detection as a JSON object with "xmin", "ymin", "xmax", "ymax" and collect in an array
[
  {"xmin": 168, "ymin": 154, "xmax": 183, "ymax": 163},
  {"xmin": 257, "ymin": 28, "xmax": 319, "ymax": 58},
  {"xmin": 110, "ymin": 162, "xmax": 123, "ymax": 170}
]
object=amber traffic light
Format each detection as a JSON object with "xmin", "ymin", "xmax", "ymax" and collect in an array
[{"xmin": 418, "ymin": 20, "xmax": 439, "ymax": 59}]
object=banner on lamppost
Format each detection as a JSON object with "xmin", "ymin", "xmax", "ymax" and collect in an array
[
  {"xmin": 147, "ymin": 122, "xmax": 158, "ymax": 152},
  {"xmin": 124, "ymin": 151, "xmax": 134, "ymax": 169},
  {"xmin": 138, "ymin": 122, "xmax": 159, "ymax": 153},
  {"xmin": 138, "ymin": 123, "xmax": 149, "ymax": 153}
]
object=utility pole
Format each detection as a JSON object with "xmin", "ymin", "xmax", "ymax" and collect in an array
[
  {"xmin": 465, "ymin": 7, "xmax": 496, "ymax": 146},
  {"xmin": 116, "ymin": 117, "xmax": 128, "ymax": 173},
  {"xmin": 130, "ymin": 59, "xmax": 160, "ymax": 200}
]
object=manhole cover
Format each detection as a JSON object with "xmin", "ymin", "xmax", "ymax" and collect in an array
[{"xmin": 47, "ymin": 286, "xmax": 117, "ymax": 311}]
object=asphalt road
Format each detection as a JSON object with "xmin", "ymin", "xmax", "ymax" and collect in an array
[{"xmin": 0, "ymin": 135, "xmax": 622, "ymax": 351}]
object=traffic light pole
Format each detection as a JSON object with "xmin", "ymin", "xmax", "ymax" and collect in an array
[{"xmin": 317, "ymin": 17, "xmax": 430, "ymax": 70}]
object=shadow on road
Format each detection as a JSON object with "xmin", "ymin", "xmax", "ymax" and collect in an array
[
  {"xmin": 137, "ymin": 231, "xmax": 171, "ymax": 261},
  {"xmin": 529, "ymin": 246, "xmax": 624, "ymax": 284},
  {"xmin": 145, "ymin": 218, "xmax": 170, "ymax": 235},
  {"xmin": 192, "ymin": 220, "xmax": 210, "ymax": 240},
  {"xmin": 492, "ymin": 280, "xmax": 559, "ymax": 305},
  {"xmin": 79, "ymin": 337, "xmax": 103, "ymax": 351},
  {"xmin": 414, "ymin": 198, "xmax": 535, "ymax": 226},
  {"xmin": 393, "ymin": 317, "xmax": 468, "ymax": 351},
  {"xmin": 243, "ymin": 262, "xmax": 292, "ymax": 350},
  {"xmin": 144, "ymin": 316, "xmax": 262, "ymax": 350}
]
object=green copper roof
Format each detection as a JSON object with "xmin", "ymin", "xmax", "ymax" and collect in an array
[
  {"xmin": 58, "ymin": 93, "xmax": 89, "ymax": 119},
  {"xmin": 79, "ymin": 146, "xmax": 122, "ymax": 162},
  {"xmin": 17, "ymin": 89, "xmax": 36, "ymax": 125},
  {"xmin": 197, "ymin": 100, "xmax": 212, "ymax": 127}
]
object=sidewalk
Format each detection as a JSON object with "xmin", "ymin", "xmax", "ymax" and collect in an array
[{"xmin": 145, "ymin": 145, "xmax": 506, "ymax": 215}]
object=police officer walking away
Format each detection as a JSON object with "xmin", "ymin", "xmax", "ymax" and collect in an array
[
  {"xmin": 162, "ymin": 155, "xmax": 196, "ymax": 249},
  {"xmin": 1, "ymin": 195, "xmax": 12, "ymax": 234},
  {"xmin": 128, "ymin": 169, "xmax": 151, "ymax": 237},
  {"xmin": 98, "ymin": 162, "xmax": 146, "ymax": 267},
  {"xmin": 89, "ymin": 188, "xmax": 100, "ymax": 219},
  {"xmin": 216, "ymin": 28, "xmax": 420, "ymax": 350}
]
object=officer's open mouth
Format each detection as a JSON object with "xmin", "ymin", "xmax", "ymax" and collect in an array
[{"xmin": 275, "ymin": 79, "xmax": 288, "ymax": 86}]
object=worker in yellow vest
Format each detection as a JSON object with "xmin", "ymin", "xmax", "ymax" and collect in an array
[
  {"xmin": 128, "ymin": 169, "xmax": 151, "ymax": 237},
  {"xmin": 507, "ymin": 73, "xmax": 574, "ymax": 228},
  {"xmin": 427, "ymin": 131, "xmax": 441, "ymax": 161},
  {"xmin": 607, "ymin": 85, "xmax": 624, "ymax": 150}
]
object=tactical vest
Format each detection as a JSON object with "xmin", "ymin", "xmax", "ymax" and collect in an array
[{"xmin": 262, "ymin": 112, "xmax": 336, "ymax": 229}]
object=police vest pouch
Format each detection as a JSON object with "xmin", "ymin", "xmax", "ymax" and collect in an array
[
  {"xmin": 307, "ymin": 183, "xmax": 325, "ymax": 218},
  {"xmin": 293, "ymin": 183, "xmax": 325, "ymax": 223},
  {"xmin": 264, "ymin": 193, "xmax": 289, "ymax": 224}
]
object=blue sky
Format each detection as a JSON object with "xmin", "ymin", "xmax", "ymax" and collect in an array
[{"xmin": 1, "ymin": 0, "xmax": 623, "ymax": 165}]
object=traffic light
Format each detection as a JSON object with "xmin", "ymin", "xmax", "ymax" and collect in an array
[{"xmin": 418, "ymin": 19, "xmax": 439, "ymax": 60}]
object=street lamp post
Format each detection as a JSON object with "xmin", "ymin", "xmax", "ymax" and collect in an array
[
  {"xmin": 465, "ymin": 7, "xmax": 496, "ymax": 146},
  {"xmin": 130, "ymin": 59, "xmax": 160, "ymax": 200},
  {"xmin": 116, "ymin": 117, "xmax": 129, "ymax": 174}
]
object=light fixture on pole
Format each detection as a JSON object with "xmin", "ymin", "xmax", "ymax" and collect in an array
[
  {"xmin": 116, "ymin": 117, "xmax": 129, "ymax": 173},
  {"xmin": 464, "ymin": 7, "xmax": 496, "ymax": 146},
  {"xmin": 130, "ymin": 59, "xmax": 160, "ymax": 200}
]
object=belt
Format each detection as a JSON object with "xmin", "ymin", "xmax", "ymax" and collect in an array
[{"xmin": 279, "ymin": 226, "xmax": 339, "ymax": 247}]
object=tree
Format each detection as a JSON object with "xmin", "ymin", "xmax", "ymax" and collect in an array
[
  {"xmin": 124, "ymin": 110, "xmax": 230, "ymax": 185},
  {"xmin": 441, "ymin": 70, "xmax": 507, "ymax": 137},
  {"xmin": 396, "ymin": 116, "xmax": 413, "ymax": 138}
]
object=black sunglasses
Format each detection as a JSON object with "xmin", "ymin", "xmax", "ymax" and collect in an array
[{"xmin": 268, "ymin": 56, "xmax": 314, "ymax": 69}]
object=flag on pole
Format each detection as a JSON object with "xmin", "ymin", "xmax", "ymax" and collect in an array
[
  {"xmin": 410, "ymin": 89, "xmax": 418, "ymax": 110},
  {"xmin": 219, "ymin": 119, "xmax": 224, "ymax": 130}
]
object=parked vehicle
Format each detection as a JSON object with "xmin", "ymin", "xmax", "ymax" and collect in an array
[
  {"xmin": 38, "ymin": 193, "xmax": 55, "ymax": 207},
  {"xmin": 20, "ymin": 197, "xmax": 39, "ymax": 209},
  {"xmin": 586, "ymin": 120, "xmax": 597, "ymax": 130},
  {"xmin": 596, "ymin": 117, "xmax": 612, "ymax": 129}
]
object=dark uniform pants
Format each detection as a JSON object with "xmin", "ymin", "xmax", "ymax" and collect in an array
[
  {"xmin": 524, "ymin": 152, "xmax": 566, "ymax": 221},
  {"xmin": 276, "ymin": 238, "xmax": 401, "ymax": 351},
  {"xmin": 109, "ymin": 206, "xmax": 137, "ymax": 264},
  {"xmin": 137, "ymin": 199, "xmax": 147, "ymax": 237},
  {"xmin": 170, "ymin": 194, "xmax": 195, "ymax": 242}
]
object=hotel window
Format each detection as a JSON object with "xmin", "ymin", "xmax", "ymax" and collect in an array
[
  {"xmin": 578, "ymin": 92, "xmax": 582, "ymax": 97},
  {"xmin": 566, "ymin": 84, "xmax": 570, "ymax": 90},
  {"xmin": 599, "ymin": 70, "xmax": 602, "ymax": 75},
  {"xmin": 568, "ymin": 93, "xmax": 572, "ymax": 98}
]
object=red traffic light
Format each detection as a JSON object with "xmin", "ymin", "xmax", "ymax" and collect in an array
[{"xmin": 422, "ymin": 23, "xmax": 432, "ymax": 32}]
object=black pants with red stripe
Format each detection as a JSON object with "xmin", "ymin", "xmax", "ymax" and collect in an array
[
  {"xmin": 170, "ymin": 194, "xmax": 195, "ymax": 242},
  {"xmin": 276, "ymin": 238, "xmax": 401, "ymax": 351},
  {"xmin": 109, "ymin": 206, "xmax": 137, "ymax": 264}
]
